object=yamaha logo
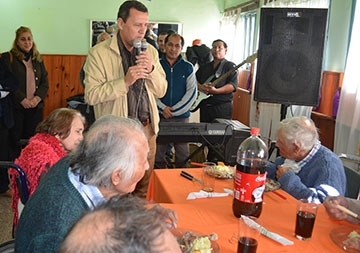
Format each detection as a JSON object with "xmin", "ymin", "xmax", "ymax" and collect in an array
[{"xmin": 208, "ymin": 130, "xmax": 225, "ymax": 135}]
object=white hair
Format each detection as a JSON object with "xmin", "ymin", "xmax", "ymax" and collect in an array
[{"xmin": 279, "ymin": 116, "xmax": 319, "ymax": 151}]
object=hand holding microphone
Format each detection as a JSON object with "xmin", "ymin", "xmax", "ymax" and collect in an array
[
  {"xmin": 125, "ymin": 39, "xmax": 152, "ymax": 86},
  {"xmin": 134, "ymin": 39, "xmax": 152, "ymax": 72},
  {"xmin": 133, "ymin": 39, "xmax": 147, "ymax": 55}
]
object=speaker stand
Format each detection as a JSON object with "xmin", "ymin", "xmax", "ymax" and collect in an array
[
  {"xmin": 280, "ymin": 104, "xmax": 289, "ymax": 121},
  {"xmin": 269, "ymin": 104, "xmax": 289, "ymax": 158}
]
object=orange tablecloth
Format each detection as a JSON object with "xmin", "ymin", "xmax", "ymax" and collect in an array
[{"xmin": 147, "ymin": 168, "xmax": 353, "ymax": 253}]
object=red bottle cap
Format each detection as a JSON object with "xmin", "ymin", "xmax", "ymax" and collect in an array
[{"xmin": 250, "ymin": 127, "xmax": 260, "ymax": 136}]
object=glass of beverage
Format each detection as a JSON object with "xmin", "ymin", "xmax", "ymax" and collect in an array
[
  {"xmin": 294, "ymin": 199, "xmax": 318, "ymax": 240},
  {"xmin": 238, "ymin": 216, "xmax": 262, "ymax": 253},
  {"xmin": 202, "ymin": 162, "xmax": 216, "ymax": 192}
]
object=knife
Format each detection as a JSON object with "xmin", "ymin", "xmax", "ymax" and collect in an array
[
  {"xmin": 242, "ymin": 215, "xmax": 294, "ymax": 246},
  {"xmin": 180, "ymin": 171, "xmax": 203, "ymax": 185}
]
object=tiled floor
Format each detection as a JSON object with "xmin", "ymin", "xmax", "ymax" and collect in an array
[{"xmin": 0, "ymin": 195, "xmax": 13, "ymax": 243}]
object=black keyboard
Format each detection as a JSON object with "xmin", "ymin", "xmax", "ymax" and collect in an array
[{"xmin": 158, "ymin": 122, "xmax": 233, "ymax": 143}]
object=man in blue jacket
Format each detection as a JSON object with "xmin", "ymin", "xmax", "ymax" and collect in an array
[{"xmin": 155, "ymin": 33, "xmax": 197, "ymax": 168}]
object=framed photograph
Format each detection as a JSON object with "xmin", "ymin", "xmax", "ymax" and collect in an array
[
  {"xmin": 150, "ymin": 22, "xmax": 183, "ymax": 36},
  {"xmin": 90, "ymin": 20, "xmax": 182, "ymax": 47},
  {"xmin": 90, "ymin": 20, "xmax": 118, "ymax": 47}
]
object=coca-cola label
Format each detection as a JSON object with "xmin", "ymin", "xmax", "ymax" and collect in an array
[{"xmin": 234, "ymin": 170, "xmax": 267, "ymax": 203}]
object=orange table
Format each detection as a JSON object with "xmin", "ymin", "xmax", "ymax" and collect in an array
[{"xmin": 147, "ymin": 168, "xmax": 353, "ymax": 253}]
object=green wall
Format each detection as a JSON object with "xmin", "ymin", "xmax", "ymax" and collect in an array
[
  {"xmin": 0, "ymin": 0, "xmax": 353, "ymax": 71},
  {"xmin": 0, "ymin": 0, "xmax": 222, "ymax": 55}
]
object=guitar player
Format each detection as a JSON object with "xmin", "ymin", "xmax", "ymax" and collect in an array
[
  {"xmin": 195, "ymin": 39, "xmax": 238, "ymax": 163},
  {"xmin": 195, "ymin": 39, "xmax": 238, "ymax": 123}
]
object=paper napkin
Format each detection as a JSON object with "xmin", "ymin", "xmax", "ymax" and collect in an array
[{"xmin": 186, "ymin": 190, "xmax": 230, "ymax": 200}]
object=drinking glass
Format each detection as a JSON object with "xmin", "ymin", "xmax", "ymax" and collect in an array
[
  {"xmin": 202, "ymin": 162, "xmax": 216, "ymax": 192},
  {"xmin": 294, "ymin": 199, "xmax": 318, "ymax": 240},
  {"xmin": 238, "ymin": 216, "xmax": 262, "ymax": 253}
]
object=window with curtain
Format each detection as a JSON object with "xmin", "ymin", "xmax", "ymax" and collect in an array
[
  {"xmin": 334, "ymin": 0, "xmax": 360, "ymax": 169},
  {"xmin": 219, "ymin": 8, "xmax": 257, "ymax": 66},
  {"xmin": 242, "ymin": 12, "xmax": 257, "ymax": 63}
]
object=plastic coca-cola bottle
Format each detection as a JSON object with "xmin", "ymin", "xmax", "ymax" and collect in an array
[{"xmin": 232, "ymin": 127, "xmax": 268, "ymax": 218}]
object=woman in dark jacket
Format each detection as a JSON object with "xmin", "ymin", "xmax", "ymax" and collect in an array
[
  {"xmin": 2, "ymin": 26, "xmax": 49, "ymax": 159},
  {"xmin": 0, "ymin": 57, "xmax": 19, "ymax": 196}
]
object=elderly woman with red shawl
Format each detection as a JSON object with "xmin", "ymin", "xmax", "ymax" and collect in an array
[{"xmin": 10, "ymin": 108, "xmax": 85, "ymax": 231}]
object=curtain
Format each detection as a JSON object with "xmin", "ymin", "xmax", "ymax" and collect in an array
[
  {"xmin": 219, "ymin": 8, "xmax": 242, "ymax": 61},
  {"xmin": 334, "ymin": 0, "xmax": 360, "ymax": 170}
]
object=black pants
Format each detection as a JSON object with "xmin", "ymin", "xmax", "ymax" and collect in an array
[
  {"xmin": 200, "ymin": 102, "xmax": 232, "ymax": 123},
  {"xmin": 200, "ymin": 102, "xmax": 232, "ymax": 163},
  {"xmin": 0, "ymin": 118, "xmax": 10, "ymax": 193},
  {"xmin": 9, "ymin": 106, "xmax": 43, "ymax": 160}
]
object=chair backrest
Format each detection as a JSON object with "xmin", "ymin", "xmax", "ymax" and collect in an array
[
  {"xmin": 10, "ymin": 164, "xmax": 29, "ymax": 204},
  {"xmin": 0, "ymin": 162, "xmax": 29, "ymax": 204},
  {"xmin": 344, "ymin": 166, "xmax": 360, "ymax": 199}
]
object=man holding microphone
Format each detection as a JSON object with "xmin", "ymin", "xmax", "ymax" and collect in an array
[{"xmin": 84, "ymin": 0, "xmax": 167, "ymax": 198}]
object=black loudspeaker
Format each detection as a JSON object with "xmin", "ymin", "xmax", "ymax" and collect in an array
[{"xmin": 254, "ymin": 8, "xmax": 328, "ymax": 106}]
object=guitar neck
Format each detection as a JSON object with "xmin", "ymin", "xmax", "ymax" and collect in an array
[{"xmin": 209, "ymin": 52, "xmax": 257, "ymax": 87}]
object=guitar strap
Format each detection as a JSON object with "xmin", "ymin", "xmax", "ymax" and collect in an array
[
  {"xmin": 214, "ymin": 59, "xmax": 227, "ymax": 79},
  {"xmin": 203, "ymin": 59, "xmax": 226, "ymax": 84}
]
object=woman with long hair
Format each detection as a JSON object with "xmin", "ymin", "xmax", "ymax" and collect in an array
[{"xmin": 1, "ymin": 26, "xmax": 49, "ymax": 160}]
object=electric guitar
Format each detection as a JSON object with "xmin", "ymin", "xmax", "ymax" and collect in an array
[{"xmin": 190, "ymin": 52, "xmax": 258, "ymax": 112}]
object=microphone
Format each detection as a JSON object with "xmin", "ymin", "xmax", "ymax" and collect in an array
[
  {"xmin": 141, "ymin": 39, "xmax": 147, "ymax": 52},
  {"xmin": 133, "ymin": 39, "xmax": 142, "ymax": 56}
]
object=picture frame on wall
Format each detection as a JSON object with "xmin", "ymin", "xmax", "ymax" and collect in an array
[
  {"xmin": 90, "ymin": 20, "xmax": 182, "ymax": 47},
  {"xmin": 90, "ymin": 20, "xmax": 118, "ymax": 47},
  {"xmin": 150, "ymin": 22, "xmax": 183, "ymax": 36}
]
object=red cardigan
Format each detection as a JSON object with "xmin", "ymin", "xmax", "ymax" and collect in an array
[{"xmin": 10, "ymin": 132, "xmax": 67, "ymax": 230}]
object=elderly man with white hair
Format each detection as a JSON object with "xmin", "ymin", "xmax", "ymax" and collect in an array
[
  {"xmin": 15, "ymin": 115, "xmax": 177, "ymax": 252},
  {"xmin": 267, "ymin": 116, "xmax": 346, "ymax": 203}
]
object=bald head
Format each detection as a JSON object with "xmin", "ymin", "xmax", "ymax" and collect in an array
[
  {"xmin": 59, "ymin": 196, "xmax": 181, "ymax": 253},
  {"xmin": 61, "ymin": 210, "xmax": 113, "ymax": 252}
]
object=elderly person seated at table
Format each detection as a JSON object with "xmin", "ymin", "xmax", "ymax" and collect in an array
[
  {"xmin": 323, "ymin": 195, "xmax": 360, "ymax": 225},
  {"xmin": 15, "ymin": 115, "xmax": 178, "ymax": 252},
  {"xmin": 266, "ymin": 116, "xmax": 346, "ymax": 203},
  {"xmin": 58, "ymin": 196, "xmax": 181, "ymax": 253},
  {"xmin": 10, "ymin": 108, "xmax": 85, "ymax": 231}
]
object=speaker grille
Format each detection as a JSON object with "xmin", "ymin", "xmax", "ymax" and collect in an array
[{"xmin": 254, "ymin": 8, "xmax": 328, "ymax": 106}]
